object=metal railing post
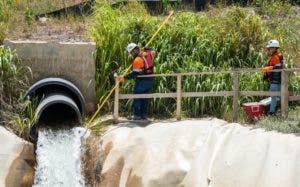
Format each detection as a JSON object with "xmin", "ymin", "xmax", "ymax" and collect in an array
[
  {"xmin": 232, "ymin": 71, "xmax": 239, "ymax": 121},
  {"xmin": 281, "ymin": 69, "xmax": 289, "ymax": 118},
  {"xmin": 113, "ymin": 75, "xmax": 119, "ymax": 123},
  {"xmin": 176, "ymin": 74, "xmax": 182, "ymax": 120}
]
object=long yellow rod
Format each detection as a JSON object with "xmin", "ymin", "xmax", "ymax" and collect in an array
[{"xmin": 87, "ymin": 11, "xmax": 174, "ymax": 126}]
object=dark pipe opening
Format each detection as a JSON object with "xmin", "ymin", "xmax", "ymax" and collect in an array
[
  {"xmin": 29, "ymin": 101, "xmax": 82, "ymax": 145},
  {"xmin": 32, "ymin": 85, "xmax": 84, "ymax": 115},
  {"xmin": 34, "ymin": 93, "xmax": 82, "ymax": 128},
  {"xmin": 38, "ymin": 103, "xmax": 80, "ymax": 128}
]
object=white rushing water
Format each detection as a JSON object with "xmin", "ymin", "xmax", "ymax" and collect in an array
[{"xmin": 33, "ymin": 127, "xmax": 89, "ymax": 187}]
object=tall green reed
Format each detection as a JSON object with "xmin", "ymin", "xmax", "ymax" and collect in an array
[
  {"xmin": 0, "ymin": 0, "xmax": 12, "ymax": 43},
  {"xmin": 0, "ymin": 47, "xmax": 30, "ymax": 103},
  {"xmin": 0, "ymin": 46, "xmax": 34, "ymax": 140}
]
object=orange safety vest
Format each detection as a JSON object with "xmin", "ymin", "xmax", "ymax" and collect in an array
[
  {"xmin": 265, "ymin": 51, "xmax": 284, "ymax": 83},
  {"xmin": 268, "ymin": 51, "xmax": 283, "ymax": 67},
  {"xmin": 132, "ymin": 50, "xmax": 155, "ymax": 74}
]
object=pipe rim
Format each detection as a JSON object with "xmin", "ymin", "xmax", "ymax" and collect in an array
[{"xmin": 35, "ymin": 94, "xmax": 82, "ymax": 124}]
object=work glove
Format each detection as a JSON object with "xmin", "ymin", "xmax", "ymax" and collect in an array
[
  {"xmin": 118, "ymin": 76, "xmax": 125, "ymax": 83},
  {"xmin": 262, "ymin": 66, "xmax": 273, "ymax": 73}
]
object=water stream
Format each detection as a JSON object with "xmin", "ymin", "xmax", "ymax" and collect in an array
[{"xmin": 33, "ymin": 127, "xmax": 89, "ymax": 187}]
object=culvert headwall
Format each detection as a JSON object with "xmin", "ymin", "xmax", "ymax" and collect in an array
[{"xmin": 4, "ymin": 39, "xmax": 96, "ymax": 112}]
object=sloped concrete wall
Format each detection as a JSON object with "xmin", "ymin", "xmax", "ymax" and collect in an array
[
  {"xmin": 4, "ymin": 39, "xmax": 96, "ymax": 112},
  {"xmin": 0, "ymin": 126, "xmax": 35, "ymax": 187},
  {"xmin": 93, "ymin": 119, "xmax": 300, "ymax": 187}
]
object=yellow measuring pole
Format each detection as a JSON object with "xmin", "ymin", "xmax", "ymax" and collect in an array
[{"xmin": 87, "ymin": 11, "xmax": 174, "ymax": 126}]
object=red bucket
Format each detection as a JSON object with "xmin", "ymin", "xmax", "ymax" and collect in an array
[{"xmin": 242, "ymin": 102, "xmax": 264, "ymax": 119}]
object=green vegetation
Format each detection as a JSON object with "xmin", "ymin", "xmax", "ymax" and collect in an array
[
  {"xmin": 0, "ymin": 0, "xmax": 29, "ymax": 43},
  {"xmin": 29, "ymin": 0, "xmax": 88, "ymax": 15},
  {"xmin": 24, "ymin": 8, "xmax": 35, "ymax": 25},
  {"xmin": 0, "ymin": 0, "xmax": 11, "ymax": 43},
  {"xmin": 0, "ymin": 47, "xmax": 29, "ymax": 103},
  {"xmin": 0, "ymin": 46, "xmax": 34, "ymax": 139},
  {"xmin": 91, "ymin": 1, "xmax": 300, "ymax": 119},
  {"xmin": 258, "ymin": 107, "xmax": 300, "ymax": 133},
  {"xmin": 258, "ymin": 118, "xmax": 300, "ymax": 133}
]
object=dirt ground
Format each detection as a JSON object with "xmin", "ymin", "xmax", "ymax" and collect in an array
[{"xmin": 7, "ymin": 15, "xmax": 92, "ymax": 42}]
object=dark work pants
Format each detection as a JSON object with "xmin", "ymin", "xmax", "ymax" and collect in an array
[
  {"xmin": 269, "ymin": 83, "xmax": 280, "ymax": 113},
  {"xmin": 133, "ymin": 79, "xmax": 154, "ymax": 118}
]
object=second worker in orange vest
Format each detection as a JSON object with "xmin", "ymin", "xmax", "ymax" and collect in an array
[{"xmin": 262, "ymin": 39, "xmax": 284, "ymax": 115}]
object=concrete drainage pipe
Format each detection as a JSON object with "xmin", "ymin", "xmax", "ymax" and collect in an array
[{"xmin": 25, "ymin": 78, "xmax": 85, "ymax": 126}]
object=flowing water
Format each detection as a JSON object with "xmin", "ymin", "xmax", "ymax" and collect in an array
[{"xmin": 33, "ymin": 127, "xmax": 89, "ymax": 187}]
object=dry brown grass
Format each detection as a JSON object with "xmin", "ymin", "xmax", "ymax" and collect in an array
[
  {"xmin": 7, "ymin": 15, "xmax": 92, "ymax": 42},
  {"xmin": 3, "ymin": 0, "xmax": 92, "ymax": 42}
]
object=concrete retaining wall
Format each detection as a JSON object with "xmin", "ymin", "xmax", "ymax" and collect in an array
[{"xmin": 4, "ymin": 39, "xmax": 96, "ymax": 112}]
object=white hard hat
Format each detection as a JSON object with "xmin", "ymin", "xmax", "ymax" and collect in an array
[
  {"xmin": 127, "ymin": 43, "xmax": 138, "ymax": 53},
  {"xmin": 266, "ymin": 40, "xmax": 280, "ymax": 48}
]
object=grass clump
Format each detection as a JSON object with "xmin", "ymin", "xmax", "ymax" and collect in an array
[
  {"xmin": 90, "ymin": 2, "xmax": 299, "ymax": 119},
  {"xmin": 257, "ymin": 106, "xmax": 300, "ymax": 133},
  {"xmin": 0, "ymin": 0, "xmax": 12, "ymax": 43},
  {"xmin": 0, "ymin": 0, "xmax": 30, "ymax": 43},
  {"xmin": 258, "ymin": 117, "xmax": 300, "ymax": 134},
  {"xmin": 0, "ymin": 47, "xmax": 29, "ymax": 101},
  {"xmin": 0, "ymin": 46, "xmax": 35, "ymax": 140},
  {"xmin": 258, "ymin": 118, "xmax": 300, "ymax": 133}
]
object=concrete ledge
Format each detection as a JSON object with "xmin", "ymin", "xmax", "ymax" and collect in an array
[{"xmin": 4, "ymin": 39, "xmax": 96, "ymax": 112}]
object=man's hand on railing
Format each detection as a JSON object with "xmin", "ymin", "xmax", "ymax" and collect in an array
[
  {"xmin": 118, "ymin": 75, "xmax": 125, "ymax": 83},
  {"xmin": 114, "ymin": 73, "xmax": 125, "ymax": 83},
  {"xmin": 262, "ymin": 66, "xmax": 273, "ymax": 73}
]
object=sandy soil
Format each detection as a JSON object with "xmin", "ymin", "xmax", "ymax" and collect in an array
[{"xmin": 7, "ymin": 16, "xmax": 92, "ymax": 42}]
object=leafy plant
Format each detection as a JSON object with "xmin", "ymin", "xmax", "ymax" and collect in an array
[
  {"xmin": 258, "ymin": 114, "xmax": 300, "ymax": 133},
  {"xmin": 0, "ymin": 0, "xmax": 12, "ymax": 43},
  {"xmin": 0, "ymin": 46, "xmax": 34, "ymax": 140},
  {"xmin": 24, "ymin": 8, "xmax": 34, "ymax": 25},
  {"xmin": 14, "ymin": 99, "xmax": 37, "ymax": 140},
  {"xmin": 0, "ymin": 47, "xmax": 31, "ymax": 103}
]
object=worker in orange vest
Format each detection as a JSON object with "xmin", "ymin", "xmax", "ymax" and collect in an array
[
  {"xmin": 262, "ymin": 40, "xmax": 284, "ymax": 115},
  {"xmin": 119, "ymin": 43, "xmax": 156, "ymax": 120}
]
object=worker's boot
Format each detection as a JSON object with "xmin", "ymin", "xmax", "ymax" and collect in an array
[
  {"xmin": 141, "ymin": 116, "xmax": 148, "ymax": 120},
  {"xmin": 132, "ymin": 115, "xmax": 142, "ymax": 120},
  {"xmin": 267, "ymin": 112, "xmax": 276, "ymax": 116}
]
